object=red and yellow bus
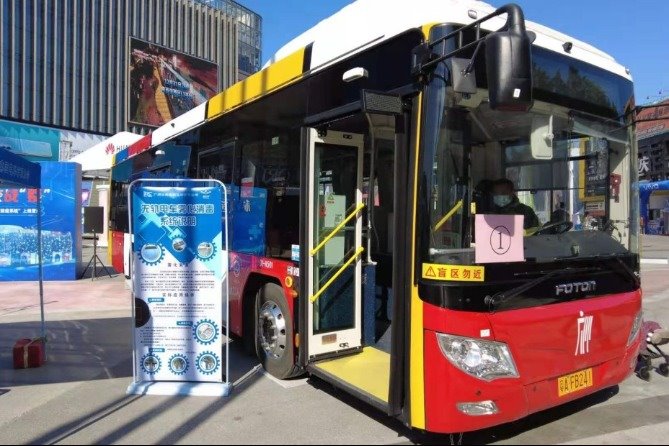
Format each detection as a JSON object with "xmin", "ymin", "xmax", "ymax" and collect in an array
[{"xmin": 109, "ymin": 1, "xmax": 642, "ymax": 434}]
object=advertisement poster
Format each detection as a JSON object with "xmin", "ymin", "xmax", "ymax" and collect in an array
[
  {"xmin": 128, "ymin": 37, "xmax": 219, "ymax": 127},
  {"xmin": 131, "ymin": 185, "xmax": 226, "ymax": 383},
  {"xmin": 0, "ymin": 162, "xmax": 82, "ymax": 281},
  {"xmin": 581, "ymin": 138, "xmax": 609, "ymax": 201}
]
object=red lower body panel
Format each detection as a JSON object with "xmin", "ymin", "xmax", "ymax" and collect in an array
[
  {"xmin": 424, "ymin": 329, "xmax": 640, "ymax": 433},
  {"xmin": 422, "ymin": 290, "xmax": 642, "ymax": 433}
]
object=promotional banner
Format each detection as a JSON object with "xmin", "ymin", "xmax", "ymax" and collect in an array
[
  {"xmin": 0, "ymin": 162, "xmax": 82, "ymax": 281},
  {"xmin": 131, "ymin": 185, "xmax": 226, "ymax": 383}
]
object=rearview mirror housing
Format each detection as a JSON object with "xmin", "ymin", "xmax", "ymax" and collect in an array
[{"xmin": 485, "ymin": 30, "xmax": 534, "ymax": 112}]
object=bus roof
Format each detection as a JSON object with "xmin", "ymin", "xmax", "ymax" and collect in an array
[
  {"xmin": 203, "ymin": 0, "xmax": 631, "ymax": 120},
  {"xmin": 268, "ymin": 0, "xmax": 630, "ymax": 80},
  {"xmin": 114, "ymin": 0, "xmax": 632, "ymax": 168}
]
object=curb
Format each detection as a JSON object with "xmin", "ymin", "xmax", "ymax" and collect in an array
[{"xmin": 641, "ymin": 258, "xmax": 669, "ymax": 265}]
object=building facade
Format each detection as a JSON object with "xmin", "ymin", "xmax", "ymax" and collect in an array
[
  {"xmin": 0, "ymin": 0, "xmax": 261, "ymax": 159},
  {"xmin": 637, "ymin": 99, "xmax": 669, "ymax": 182}
]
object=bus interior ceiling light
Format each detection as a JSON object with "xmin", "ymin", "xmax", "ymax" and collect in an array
[
  {"xmin": 342, "ymin": 67, "xmax": 368, "ymax": 83},
  {"xmin": 155, "ymin": 149, "xmax": 166, "ymax": 156}
]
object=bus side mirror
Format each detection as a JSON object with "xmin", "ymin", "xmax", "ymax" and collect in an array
[{"xmin": 485, "ymin": 30, "xmax": 534, "ymax": 112}]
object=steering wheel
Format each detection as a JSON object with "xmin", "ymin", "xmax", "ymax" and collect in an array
[{"xmin": 533, "ymin": 220, "xmax": 573, "ymax": 236}]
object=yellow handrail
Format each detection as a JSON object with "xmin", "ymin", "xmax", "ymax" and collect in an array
[
  {"xmin": 310, "ymin": 246, "xmax": 365, "ymax": 303},
  {"xmin": 433, "ymin": 199, "xmax": 463, "ymax": 231},
  {"xmin": 310, "ymin": 202, "xmax": 365, "ymax": 256}
]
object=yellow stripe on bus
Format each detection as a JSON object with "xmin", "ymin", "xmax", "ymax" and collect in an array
[
  {"xmin": 409, "ymin": 92, "xmax": 426, "ymax": 430},
  {"xmin": 207, "ymin": 47, "xmax": 308, "ymax": 119}
]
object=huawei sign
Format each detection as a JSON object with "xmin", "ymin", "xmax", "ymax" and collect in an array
[{"xmin": 105, "ymin": 143, "xmax": 128, "ymax": 155}]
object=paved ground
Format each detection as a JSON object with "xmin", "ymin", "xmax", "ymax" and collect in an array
[
  {"xmin": 642, "ymin": 234, "xmax": 669, "ymax": 260},
  {"xmin": 1, "ymin": 244, "xmax": 669, "ymax": 444}
]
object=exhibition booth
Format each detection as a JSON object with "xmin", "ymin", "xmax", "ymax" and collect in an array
[{"xmin": 640, "ymin": 180, "xmax": 669, "ymax": 235}]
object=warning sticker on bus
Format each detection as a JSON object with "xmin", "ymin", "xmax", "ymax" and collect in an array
[{"xmin": 421, "ymin": 263, "xmax": 485, "ymax": 282}]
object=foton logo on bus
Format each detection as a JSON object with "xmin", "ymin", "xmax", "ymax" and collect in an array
[
  {"xmin": 575, "ymin": 311, "xmax": 594, "ymax": 356},
  {"xmin": 555, "ymin": 281, "xmax": 596, "ymax": 297}
]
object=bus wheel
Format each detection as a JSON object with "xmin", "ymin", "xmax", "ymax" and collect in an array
[{"xmin": 255, "ymin": 283, "xmax": 301, "ymax": 379}]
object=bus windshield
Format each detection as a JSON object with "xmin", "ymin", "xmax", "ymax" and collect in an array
[{"xmin": 418, "ymin": 46, "xmax": 639, "ymax": 309}]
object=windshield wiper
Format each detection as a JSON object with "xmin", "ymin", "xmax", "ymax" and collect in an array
[{"xmin": 484, "ymin": 266, "xmax": 602, "ymax": 309}]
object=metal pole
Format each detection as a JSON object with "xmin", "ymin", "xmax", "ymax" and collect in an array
[
  {"xmin": 127, "ymin": 182, "xmax": 137, "ymax": 384},
  {"xmin": 223, "ymin": 183, "xmax": 230, "ymax": 392},
  {"xmin": 37, "ymin": 188, "xmax": 46, "ymax": 360},
  {"xmin": 92, "ymin": 230, "xmax": 97, "ymax": 280}
]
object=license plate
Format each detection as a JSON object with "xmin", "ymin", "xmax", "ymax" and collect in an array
[{"xmin": 558, "ymin": 368, "xmax": 593, "ymax": 397}]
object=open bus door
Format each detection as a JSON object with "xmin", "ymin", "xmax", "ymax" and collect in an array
[
  {"xmin": 300, "ymin": 119, "xmax": 407, "ymax": 413},
  {"xmin": 305, "ymin": 129, "xmax": 365, "ymax": 358}
]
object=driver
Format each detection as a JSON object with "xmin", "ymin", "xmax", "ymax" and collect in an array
[{"xmin": 491, "ymin": 178, "xmax": 540, "ymax": 230}]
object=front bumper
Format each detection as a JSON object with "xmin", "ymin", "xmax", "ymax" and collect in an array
[{"xmin": 423, "ymin": 329, "xmax": 642, "ymax": 434}]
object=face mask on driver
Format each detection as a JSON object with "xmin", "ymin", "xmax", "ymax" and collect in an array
[{"xmin": 493, "ymin": 195, "xmax": 512, "ymax": 207}]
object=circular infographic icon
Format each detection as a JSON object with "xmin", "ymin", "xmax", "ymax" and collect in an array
[
  {"xmin": 196, "ymin": 242, "xmax": 215, "ymax": 260},
  {"xmin": 140, "ymin": 243, "xmax": 164, "ymax": 265},
  {"xmin": 168, "ymin": 354, "xmax": 189, "ymax": 376},
  {"xmin": 140, "ymin": 353, "xmax": 161, "ymax": 375},
  {"xmin": 196, "ymin": 351, "xmax": 220, "ymax": 375},
  {"xmin": 172, "ymin": 237, "xmax": 186, "ymax": 252},
  {"xmin": 193, "ymin": 319, "xmax": 219, "ymax": 345}
]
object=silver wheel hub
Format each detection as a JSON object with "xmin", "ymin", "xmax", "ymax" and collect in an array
[{"xmin": 258, "ymin": 300, "xmax": 287, "ymax": 360}]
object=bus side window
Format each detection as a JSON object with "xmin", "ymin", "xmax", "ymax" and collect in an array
[{"xmin": 239, "ymin": 129, "xmax": 300, "ymax": 259}]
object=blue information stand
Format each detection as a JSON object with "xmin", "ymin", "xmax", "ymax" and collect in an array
[{"xmin": 0, "ymin": 148, "xmax": 46, "ymax": 354}]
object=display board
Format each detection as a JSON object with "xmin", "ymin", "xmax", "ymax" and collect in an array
[
  {"xmin": 128, "ymin": 180, "xmax": 230, "ymax": 396},
  {"xmin": 0, "ymin": 162, "xmax": 82, "ymax": 280}
]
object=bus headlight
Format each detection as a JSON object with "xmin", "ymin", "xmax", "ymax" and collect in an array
[
  {"xmin": 627, "ymin": 311, "xmax": 643, "ymax": 346},
  {"xmin": 437, "ymin": 334, "xmax": 519, "ymax": 381}
]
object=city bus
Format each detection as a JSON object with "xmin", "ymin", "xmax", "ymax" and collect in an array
[{"xmin": 109, "ymin": 0, "xmax": 642, "ymax": 434}]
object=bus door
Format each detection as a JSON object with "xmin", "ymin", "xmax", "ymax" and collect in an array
[{"xmin": 306, "ymin": 129, "xmax": 364, "ymax": 358}]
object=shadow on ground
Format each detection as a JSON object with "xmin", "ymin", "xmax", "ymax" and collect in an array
[
  {"xmin": 0, "ymin": 317, "xmax": 134, "ymax": 386},
  {"xmin": 1, "ymin": 316, "xmax": 260, "ymax": 387}
]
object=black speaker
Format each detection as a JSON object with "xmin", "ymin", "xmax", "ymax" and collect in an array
[{"xmin": 83, "ymin": 206, "xmax": 104, "ymax": 233}]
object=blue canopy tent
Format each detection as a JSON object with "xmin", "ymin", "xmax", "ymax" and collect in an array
[
  {"xmin": 0, "ymin": 147, "xmax": 46, "ymax": 348},
  {"xmin": 639, "ymin": 180, "xmax": 669, "ymax": 234}
]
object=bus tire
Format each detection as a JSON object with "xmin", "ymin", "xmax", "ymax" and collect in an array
[{"xmin": 255, "ymin": 283, "xmax": 301, "ymax": 379}]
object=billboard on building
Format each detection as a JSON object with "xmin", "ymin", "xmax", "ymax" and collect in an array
[{"xmin": 128, "ymin": 38, "xmax": 219, "ymax": 127}]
